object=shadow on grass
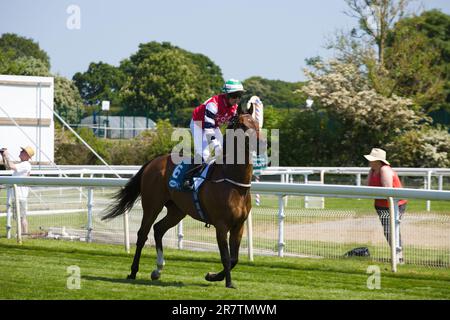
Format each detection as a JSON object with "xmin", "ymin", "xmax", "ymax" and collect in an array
[{"xmin": 82, "ymin": 275, "xmax": 210, "ymax": 288}]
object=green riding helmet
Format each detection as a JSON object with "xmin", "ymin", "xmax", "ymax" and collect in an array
[{"xmin": 222, "ymin": 79, "xmax": 245, "ymax": 94}]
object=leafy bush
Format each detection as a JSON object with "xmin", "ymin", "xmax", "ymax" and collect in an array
[{"xmin": 55, "ymin": 120, "xmax": 178, "ymax": 165}]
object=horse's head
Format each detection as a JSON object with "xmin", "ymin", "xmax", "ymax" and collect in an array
[
  {"xmin": 224, "ymin": 105, "xmax": 265, "ymax": 163},
  {"xmin": 227, "ymin": 106, "xmax": 260, "ymax": 138}
]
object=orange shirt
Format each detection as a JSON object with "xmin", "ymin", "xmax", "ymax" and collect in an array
[{"xmin": 368, "ymin": 165, "xmax": 407, "ymax": 208}]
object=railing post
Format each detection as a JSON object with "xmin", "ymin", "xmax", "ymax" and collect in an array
[
  {"xmin": 426, "ymin": 170, "xmax": 432, "ymax": 212},
  {"xmin": 59, "ymin": 172, "xmax": 63, "ymax": 196},
  {"xmin": 438, "ymin": 175, "xmax": 443, "ymax": 191},
  {"xmin": 284, "ymin": 174, "xmax": 289, "ymax": 207},
  {"xmin": 123, "ymin": 211, "xmax": 130, "ymax": 253},
  {"xmin": 177, "ymin": 220, "xmax": 184, "ymax": 250},
  {"xmin": 255, "ymin": 175, "xmax": 260, "ymax": 206},
  {"xmin": 388, "ymin": 197, "xmax": 397, "ymax": 272},
  {"xmin": 278, "ymin": 195, "xmax": 285, "ymax": 257},
  {"xmin": 6, "ymin": 187, "xmax": 12, "ymax": 239},
  {"xmin": 86, "ymin": 187, "xmax": 93, "ymax": 243},
  {"xmin": 394, "ymin": 200, "xmax": 401, "ymax": 258},
  {"xmin": 79, "ymin": 172, "xmax": 84, "ymax": 203},
  {"xmin": 247, "ymin": 210, "xmax": 254, "ymax": 261},
  {"xmin": 356, "ymin": 173, "xmax": 361, "ymax": 186},
  {"xmin": 321, "ymin": 170, "xmax": 326, "ymax": 208},
  {"xmin": 12, "ymin": 185, "xmax": 22, "ymax": 244}
]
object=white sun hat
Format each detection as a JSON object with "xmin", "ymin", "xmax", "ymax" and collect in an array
[{"xmin": 364, "ymin": 148, "xmax": 390, "ymax": 165}]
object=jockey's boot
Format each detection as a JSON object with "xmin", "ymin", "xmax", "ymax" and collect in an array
[{"xmin": 182, "ymin": 173, "xmax": 194, "ymax": 190}]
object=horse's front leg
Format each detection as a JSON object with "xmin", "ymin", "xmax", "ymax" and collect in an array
[
  {"xmin": 205, "ymin": 225, "xmax": 235, "ymax": 288},
  {"xmin": 229, "ymin": 223, "xmax": 245, "ymax": 271}
]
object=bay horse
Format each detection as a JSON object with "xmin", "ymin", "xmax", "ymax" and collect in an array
[{"xmin": 101, "ymin": 108, "xmax": 261, "ymax": 288}]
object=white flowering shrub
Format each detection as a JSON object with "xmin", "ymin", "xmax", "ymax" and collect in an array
[
  {"xmin": 386, "ymin": 126, "xmax": 450, "ymax": 167},
  {"xmin": 300, "ymin": 60, "xmax": 447, "ymax": 166},
  {"xmin": 302, "ymin": 61, "xmax": 425, "ymax": 135}
]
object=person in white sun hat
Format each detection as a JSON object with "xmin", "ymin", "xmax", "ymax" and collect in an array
[
  {"xmin": 1, "ymin": 146, "xmax": 35, "ymax": 235},
  {"xmin": 364, "ymin": 147, "xmax": 407, "ymax": 264},
  {"xmin": 190, "ymin": 79, "xmax": 245, "ymax": 163}
]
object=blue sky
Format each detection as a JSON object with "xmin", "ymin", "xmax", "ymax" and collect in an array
[{"xmin": 1, "ymin": 0, "xmax": 449, "ymax": 82}]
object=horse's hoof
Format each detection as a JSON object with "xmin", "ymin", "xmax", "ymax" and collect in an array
[
  {"xmin": 205, "ymin": 272, "xmax": 225, "ymax": 282},
  {"xmin": 127, "ymin": 274, "xmax": 135, "ymax": 280},
  {"xmin": 226, "ymin": 282, "xmax": 237, "ymax": 289},
  {"xmin": 151, "ymin": 270, "xmax": 161, "ymax": 281}
]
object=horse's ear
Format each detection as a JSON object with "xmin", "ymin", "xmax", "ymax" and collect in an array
[
  {"xmin": 237, "ymin": 105, "xmax": 244, "ymax": 115},
  {"xmin": 247, "ymin": 103, "xmax": 254, "ymax": 116}
]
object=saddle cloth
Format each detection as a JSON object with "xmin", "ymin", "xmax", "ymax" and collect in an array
[
  {"xmin": 168, "ymin": 159, "xmax": 214, "ymax": 192},
  {"xmin": 168, "ymin": 159, "xmax": 216, "ymax": 226}
]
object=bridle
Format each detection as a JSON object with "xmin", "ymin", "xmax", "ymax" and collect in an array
[{"xmin": 209, "ymin": 113, "xmax": 259, "ymax": 189}]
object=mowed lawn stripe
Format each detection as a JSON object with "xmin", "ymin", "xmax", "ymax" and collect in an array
[{"xmin": 0, "ymin": 239, "xmax": 449, "ymax": 300}]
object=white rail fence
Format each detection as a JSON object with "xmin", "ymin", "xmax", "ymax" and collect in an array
[
  {"xmin": 2, "ymin": 165, "xmax": 447, "ymax": 210},
  {"xmin": 0, "ymin": 176, "xmax": 449, "ymax": 272}
]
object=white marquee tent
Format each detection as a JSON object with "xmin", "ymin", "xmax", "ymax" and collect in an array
[{"xmin": 0, "ymin": 74, "xmax": 54, "ymax": 165}]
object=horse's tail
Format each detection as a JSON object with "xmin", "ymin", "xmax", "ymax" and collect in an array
[{"xmin": 101, "ymin": 160, "xmax": 152, "ymax": 221}]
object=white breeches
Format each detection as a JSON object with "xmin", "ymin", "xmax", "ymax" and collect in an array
[{"xmin": 190, "ymin": 120, "xmax": 222, "ymax": 163}]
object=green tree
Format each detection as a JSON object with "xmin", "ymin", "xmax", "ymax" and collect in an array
[
  {"xmin": 242, "ymin": 76, "xmax": 305, "ymax": 111},
  {"xmin": 0, "ymin": 33, "xmax": 51, "ymax": 76},
  {"xmin": 277, "ymin": 109, "xmax": 349, "ymax": 166},
  {"xmin": 120, "ymin": 49, "xmax": 199, "ymax": 121},
  {"xmin": 72, "ymin": 61, "xmax": 127, "ymax": 107},
  {"xmin": 262, "ymin": 105, "xmax": 285, "ymax": 129},
  {"xmin": 0, "ymin": 33, "xmax": 50, "ymax": 69},
  {"xmin": 121, "ymin": 41, "xmax": 223, "ymax": 104},
  {"xmin": 343, "ymin": 0, "xmax": 412, "ymax": 67},
  {"xmin": 54, "ymin": 76, "xmax": 84, "ymax": 124},
  {"xmin": 379, "ymin": 21, "xmax": 445, "ymax": 113},
  {"xmin": 0, "ymin": 54, "xmax": 50, "ymax": 76},
  {"xmin": 385, "ymin": 10, "xmax": 450, "ymax": 119},
  {"xmin": 328, "ymin": 7, "xmax": 450, "ymax": 119},
  {"xmin": 185, "ymin": 51, "xmax": 224, "ymax": 104}
]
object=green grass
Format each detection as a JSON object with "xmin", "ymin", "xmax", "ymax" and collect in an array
[{"xmin": 0, "ymin": 238, "xmax": 449, "ymax": 300}]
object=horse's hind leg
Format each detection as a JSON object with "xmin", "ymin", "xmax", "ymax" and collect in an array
[
  {"xmin": 127, "ymin": 201, "xmax": 164, "ymax": 280},
  {"xmin": 151, "ymin": 202, "xmax": 186, "ymax": 281}
]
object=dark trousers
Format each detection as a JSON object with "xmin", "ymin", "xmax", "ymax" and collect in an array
[{"xmin": 375, "ymin": 204, "xmax": 406, "ymax": 249}]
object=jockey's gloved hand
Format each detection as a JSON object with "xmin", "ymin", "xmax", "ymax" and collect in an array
[{"xmin": 212, "ymin": 139, "xmax": 222, "ymax": 157}]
